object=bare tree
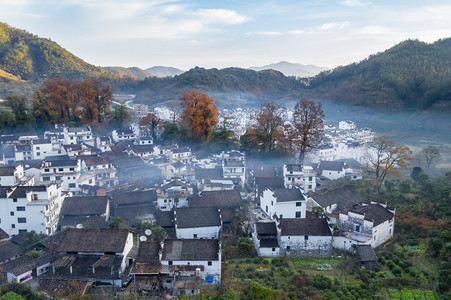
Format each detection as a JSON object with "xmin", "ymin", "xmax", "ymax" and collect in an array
[
  {"xmin": 421, "ymin": 146, "xmax": 440, "ymax": 169},
  {"xmin": 367, "ymin": 136, "xmax": 412, "ymax": 194},
  {"xmin": 250, "ymin": 101, "xmax": 285, "ymax": 155},
  {"xmin": 166, "ymin": 100, "xmax": 182, "ymax": 123},
  {"xmin": 292, "ymin": 98, "xmax": 325, "ymax": 162}
]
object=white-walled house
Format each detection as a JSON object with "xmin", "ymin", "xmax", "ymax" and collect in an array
[
  {"xmin": 317, "ymin": 161, "xmax": 346, "ymax": 180},
  {"xmin": 32, "ymin": 139, "xmax": 67, "ymax": 160},
  {"xmin": 174, "ymin": 207, "xmax": 222, "ymax": 239},
  {"xmin": 277, "ymin": 218, "xmax": 332, "ymax": 257},
  {"xmin": 252, "ymin": 222, "xmax": 280, "ymax": 257},
  {"xmin": 283, "ymin": 163, "xmax": 316, "ymax": 192},
  {"xmin": 63, "ymin": 127, "xmax": 94, "ymax": 146},
  {"xmin": 260, "ymin": 187, "xmax": 307, "ymax": 220},
  {"xmin": 157, "ymin": 179, "xmax": 192, "ymax": 211},
  {"xmin": 111, "ymin": 129, "xmax": 136, "ymax": 143},
  {"xmin": 0, "ymin": 183, "xmax": 63, "ymax": 236},
  {"xmin": 0, "ymin": 165, "xmax": 28, "ymax": 186},
  {"xmin": 161, "ymin": 239, "xmax": 221, "ymax": 285},
  {"xmin": 222, "ymin": 151, "xmax": 245, "ymax": 187},
  {"xmin": 333, "ymin": 202, "xmax": 395, "ymax": 251}
]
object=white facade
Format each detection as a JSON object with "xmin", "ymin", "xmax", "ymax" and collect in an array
[
  {"xmin": 339, "ymin": 120, "xmax": 356, "ymax": 130},
  {"xmin": 40, "ymin": 159, "xmax": 94, "ymax": 192},
  {"xmin": 0, "ymin": 184, "xmax": 64, "ymax": 236},
  {"xmin": 280, "ymin": 235, "xmax": 332, "ymax": 256},
  {"xmin": 283, "ymin": 164, "xmax": 316, "ymax": 192},
  {"xmin": 222, "ymin": 151, "xmax": 245, "ymax": 186},
  {"xmin": 63, "ymin": 127, "xmax": 94, "ymax": 146},
  {"xmin": 175, "ymin": 225, "xmax": 221, "ymax": 239},
  {"xmin": 32, "ymin": 141, "xmax": 66, "ymax": 160},
  {"xmin": 260, "ymin": 188, "xmax": 306, "ymax": 220},
  {"xmin": 0, "ymin": 165, "xmax": 26, "ymax": 186},
  {"xmin": 111, "ymin": 129, "xmax": 136, "ymax": 143}
]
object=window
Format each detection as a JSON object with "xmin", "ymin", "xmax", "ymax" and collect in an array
[
  {"xmin": 295, "ymin": 211, "xmax": 301, "ymax": 218},
  {"xmin": 11, "ymin": 224, "xmax": 15, "ymax": 228},
  {"xmin": 309, "ymin": 176, "xmax": 312, "ymax": 181},
  {"xmin": 296, "ymin": 202, "xmax": 302, "ymax": 207},
  {"xmin": 18, "ymin": 218, "xmax": 26, "ymax": 223},
  {"xmin": 355, "ymin": 225, "xmax": 360, "ymax": 232},
  {"xmin": 43, "ymin": 177, "xmax": 50, "ymax": 181},
  {"xmin": 13, "ymin": 198, "xmax": 17, "ymax": 203},
  {"xmin": 69, "ymin": 168, "xmax": 74, "ymax": 171},
  {"xmin": 286, "ymin": 246, "xmax": 290, "ymax": 250},
  {"xmin": 193, "ymin": 234, "xmax": 197, "ymax": 238},
  {"xmin": 265, "ymin": 205, "xmax": 268, "ymax": 213},
  {"xmin": 44, "ymin": 168, "xmax": 50, "ymax": 172},
  {"xmin": 208, "ymin": 261, "xmax": 212, "ymax": 266},
  {"xmin": 16, "ymin": 206, "xmax": 25, "ymax": 211},
  {"xmin": 10, "ymin": 211, "xmax": 14, "ymax": 216},
  {"xmin": 58, "ymin": 168, "xmax": 63, "ymax": 172},
  {"xmin": 37, "ymin": 152, "xmax": 40, "ymax": 156},
  {"xmin": 304, "ymin": 235, "xmax": 309, "ymax": 240},
  {"xmin": 68, "ymin": 183, "xmax": 76, "ymax": 188},
  {"xmin": 67, "ymin": 177, "xmax": 70, "ymax": 180},
  {"xmin": 168, "ymin": 261, "xmax": 173, "ymax": 265},
  {"xmin": 36, "ymin": 146, "xmax": 40, "ymax": 150},
  {"xmin": 271, "ymin": 201, "xmax": 273, "ymax": 206},
  {"xmin": 19, "ymin": 229, "xmax": 27, "ymax": 233},
  {"xmin": 55, "ymin": 176, "xmax": 61, "ymax": 181},
  {"xmin": 272, "ymin": 248, "xmax": 275, "ymax": 252},
  {"xmin": 280, "ymin": 214, "xmax": 283, "ymax": 219}
]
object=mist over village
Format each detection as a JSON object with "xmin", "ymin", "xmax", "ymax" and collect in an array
[{"xmin": 0, "ymin": 1, "xmax": 450, "ymax": 299}]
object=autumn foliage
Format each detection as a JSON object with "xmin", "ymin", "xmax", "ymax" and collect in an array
[{"xmin": 180, "ymin": 89, "xmax": 218, "ymax": 143}]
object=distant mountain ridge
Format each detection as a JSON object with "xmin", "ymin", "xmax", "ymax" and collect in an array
[
  {"xmin": 249, "ymin": 61, "xmax": 329, "ymax": 77},
  {"xmin": 0, "ymin": 22, "xmax": 115, "ymax": 81},
  {"xmin": 103, "ymin": 66, "xmax": 153, "ymax": 80},
  {"xmin": 145, "ymin": 66, "xmax": 184, "ymax": 77}
]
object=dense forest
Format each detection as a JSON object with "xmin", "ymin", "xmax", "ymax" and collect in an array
[{"xmin": 0, "ymin": 22, "xmax": 115, "ymax": 81}]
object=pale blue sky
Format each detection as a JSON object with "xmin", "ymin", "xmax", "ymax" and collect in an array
[{"xmin": 1, "ymin": 0, "xmax": 450, "ymax": 70}]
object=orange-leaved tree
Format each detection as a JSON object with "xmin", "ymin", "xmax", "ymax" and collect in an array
[
  {"xmin": 367, "ymin": 136, "xmax": 412, "ymax": 194},
  {"xmin": 180, "ymin": 89, "xmax": 218, "ymax": 143}
]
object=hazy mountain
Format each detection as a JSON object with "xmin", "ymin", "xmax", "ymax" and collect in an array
[
  {"xmin": 308, "ymin": 38, "xmax": 451, "ymax": 109},
  {"xmin": 134, "ymin": 67, "xmax": 305, "ymax": 107},
  {"xmin": 103, "ymin": 66, "xmax": 153, "ymax": 80},
  {"xmin": 249, "ymin": 61, "xmax": 329, "ymax": 77},
  {"xmin": 145, "ymin": 66, "xmax": 184, "ymax": 77},
  {"xmin": 0, "ymin": 22, "xmax": 115, "ymax": 81}
]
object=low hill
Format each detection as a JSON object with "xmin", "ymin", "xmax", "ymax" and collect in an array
[
  {"xmin": 134, "ymin": 67, "xmax": 306, "ymax": 107},
  {"xmin": 145, "ymin": 66, "xmax": 184, "ymax": 77},
  {"xmin": 0, "ymin": 22, "xmax": 116, "ymax": 81},
  {"xmin": 307, "ymin": 38, "xmax": 451, "ymax": 109},
  {"xmin": 103, "ymin": 66, "xmax": 153, "ymax": 79},
  {"xmin": 249, "ymin": 61, "xmax": 328, "ymax": 77}
]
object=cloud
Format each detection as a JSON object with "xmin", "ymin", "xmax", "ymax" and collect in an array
[
  {"xmin": 317, "ymin": 22, "xmax": 349, "ymax": 31},
  {"xmin": 247, "ymin": 29, "xmax": 304, "ymax": 36},
  {"xmin": 193, "ymin": 8, "xmax": 251, "ymax": 24},
  {"xmin": 339, "ymin": 0, "xmax": 368, "ymax": 8}
]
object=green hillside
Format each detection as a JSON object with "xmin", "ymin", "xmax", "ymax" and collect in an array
[
  {"xmin": 133, "ymin": 66, "xmax": 305, "ymax": 106},
  {"xmin": 0, "ymin": 22, "xmax": 115, "ymax": 81},
  {"xmin": 308, "ymin": 38, "xmax": 451, "ymax": 109},
  {"xmin": 103, "ymin": 66, "xmax": 153, "ymax": 80}
]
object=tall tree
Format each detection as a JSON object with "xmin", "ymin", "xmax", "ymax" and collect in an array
[
  {"xmin": 4, "ymin": 96, "xmax": 35, "ymax": 130},
  {"xmin": 92, "ymin": 79, "xmax": 114, "ymax": 124},
  {"xmin": 367, "ymin": 136, "xmax": 412, "ymax": 194},
  {"xmin": 75, "ymin": 79, "xmax": 98, "ymax": 125},
  {"xmin": 250, "ymin": 101, "xmax": 285, "ymax": 155},
  {"xmin": 110, "ymin": 103, "xmax": 132, "ymax": 129},
  {"xmin": 139, "ymin": 112, "xmax": 162, "ymax": 141},
  {"xmin": 421, "ymin": 146, "xmax": 440, "ymax": 169},
  {"xmin": 292, "ymin": 98, "xmax": 325, "ymax": 162},
  {"xmin": 180, "ymin": 89, "xmax": 218, "ymax": 143}
]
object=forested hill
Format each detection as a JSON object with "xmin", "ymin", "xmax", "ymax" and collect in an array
[
  {"xmin": 134, "ymin": 67, "xmax": 306, "ymax": 106},
  {"xmin": 307, "ymin": 38, "xmax": 451, "ymax": 109},
  {"xmin": 0, "ymin": 22, "xmax": 115, "ymax": 81}
]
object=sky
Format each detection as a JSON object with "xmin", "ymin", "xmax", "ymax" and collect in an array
[{"xmin": 1, "ymin": 0, "xmax": 451, "ymax": 71}]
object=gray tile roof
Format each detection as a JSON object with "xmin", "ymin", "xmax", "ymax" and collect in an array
[
  {"xmin": 355, "ymin": 245, "xmax": 378, "ymax": 262},
  {"xmin": 175, "ymin": 207, "xmax": 221, "ymax": 228},
  {"xmin": 161, "ymin": 239, "xmax": 219, "ymax": 261},
  {"xmin": 255, "ymin": 177, "xmax": 284, "ymax": 191},
  {"xmin": 318, "ymin": 161, "xmax": 345, "ymax": 172},
  {"xmin": 60, "ymin": 196, "xmax": 108, "ymax": 216},
  {"xmin": 0, "ymin": 240, "xmax": 23, "ymax": 263},
  {"xmin": 255, "ymin": 222, "xmax": 277, "ymax": 235},
  {"xmin": 0, "ymin": 166, "xmax": 16, "ymax": 176},
  {"xmin": 8, "ymin": 186, "xmax": 47, "ymax": 199},
  {"xmin": 348, "ymin": 204, "xmax": 394, "ymax": 226},
  {"xmin": 58, "ymin": 229, "xmax": 130, "ymax": 253},
  {"xmin": 195, "ymin": 167, "xmax": 223, "ymax": 180},
  {"xmin": 273, "ymin": 188, "xmax": 305, "ymax": 202},
  {"xmin": 188, "ymin": 190, "xmax": 242, "ymax": 208},
  {"xmin": 280, "ymin": 218, "xmax": 332, "ymax": 236},
  {"xmin": 285, "ymin": 164, "xmax": 302, "ymax": 172},
  {"xmin": 312, "ymin": 186, "xmax": 367, "ymax": 210},
  {"xmin": 260, "ymin": 238, "xmax": 279, "ymax": 248}
]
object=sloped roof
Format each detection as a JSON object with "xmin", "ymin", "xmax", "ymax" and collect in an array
[
  {"xmin": 318, "ymin": 161, "xmax": 345, "ymax": 172},
  {"xmin": 195, "ymin": 167, "xmax": 223, "ymax": 180},
  {"xmin": 175, "ymin": 207, "xmax": 221, "ymax": 228},
  {"xmin": 0, "ymin": 253, "xmax": 54, "ymax": 276},
  {"xmin": 285, "ymin": 164, "xmax": 302, "ymax": 172},
  {"xmin": 58, "ymin": 229, "xmax": 130, "ymax": 253},
  {"xmin": 0, "ymin": 240, "xmax": 23, "ymax": 263},
  {"xmin": 155, "ymin": 211, "xmax": 175, "ymax": 228},
  {"xmin": 60, "ymin": 196, "xmax": 108, "ymax": 216},
  {"xmin": 273, "ymin": 188, "xmax": 305, "ymax": 202},
  {"xmin": 255, "ymin": 177, "xmax": 284, "ymax": 190},
  {"xmin": 8, "ymin": 186, "xmax": 47, "ymax": 199},
  {"xmin": 260, "ymin": 238, "xmax": 279, "ymax": 248},
  {"xmin": 255, "ymin": 222, "xmax": 277, "ymax": 235},
  {"xmin": 112, "ymin": 190, "xmax": 157, "ymax": 206},
  {"xmin": 312, "ymin": 186, "xmax": 367, "ymax": 210},
  {"xmin": 0, "ymin": 227, "xmax": 9, "ymax": 240},
  {"xmin": 161, "ymin": 239, "xmax": 219, "ymax": 261},
  {"xmin": 80, "ymin": 155, "xmax": 110, "ymax": 166},
  {"xmin": 348, "ymin": 204, "xmax": 394, "ymax": 226},
  {"xmin": 0, "ymin": 166, "xmax": 16, "ymax": 176},
  {"xmin": 188, "ymin": 190, "xmax": 242, "ymax": 208},
  {"xmin": 280, "ymin": 218, "xmax": 331, "ymax": 236},
  {"xmin": 355, "ymin": 245, "xmax": 378, "ymax": 262}
]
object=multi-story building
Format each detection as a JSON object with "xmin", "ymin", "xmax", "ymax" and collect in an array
[
  {"xmin": 222, "ymin": 150, "xmax": 245, "ymax": 187},
  {"xmin": 260, "ymin": 187, "xmax": 307, "ymax": 220},
  {"xmin": 283, "ymin": 163, "xmax": 316, "ymax": 192}
]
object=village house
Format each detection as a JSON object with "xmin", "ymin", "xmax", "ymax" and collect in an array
[
  {"xmin": 111, "ymin": 190, "xmax": 158, "ymax": 226},
  {"xmin": 0, "ymin": 164, "xmax": 32, "ymax": 186},
  {"xmin": 283, "ymin": 163, "xmax": 316, "ymax": 192},
  {"xmin": 160, "ymin": 238, "xmax": 221, "ymax": 293},
  {"xmin": 95, "ymin": 136, "xmax": 113, "ymax": 152},
  {"xmin": 31, "ymin": 139, "xmax": 67, "ymax": 160},
  {"xmin": 58, "ymin": 196, "xmax": 110, "ymax": 230},
  {"xmin": 0, "ymin": 183, "xmax": 63, "ymax": 236},
  {"xmin": 111, "ymin": 129, "xmax": 136, "ymax": 143},
  {"xmin": 174, "ymin": 207, "xmax": 222, "ymax": 239},
  {"xmin": 222, "ymin": 150, "xmax": 246, "ymax": 187},
  {"xmin": 157, "ymin": 179, "xmax": 192, "ymax": 211},
  {"xmin": 333, "ymin": 202, "xmax": 395, "ymax": 251},
  {"xmin": 316, "ymin": 161, "xmax": 346, "ymax": 180},
  {"xmin": 62, "ymin": 127, "xmax": 94, "ymax": 146},
  {"xmin": 277, "ymin": 218, "xmax": 333, "ymax": 256},
  {"xmin": 80, "ymin": 155, "xmax": 117, "ymax": 187},
  {"xmin": 252, "ymin": 222, "xmax": 280, "ymax": 257},
  {"xmin": 260, "ymin": 187, "xmax": 307, "ymax": 220}
]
